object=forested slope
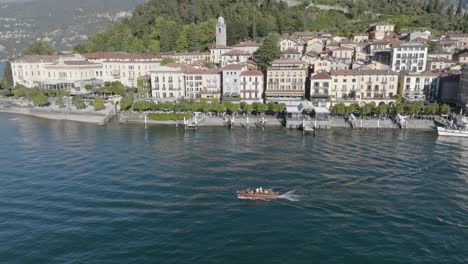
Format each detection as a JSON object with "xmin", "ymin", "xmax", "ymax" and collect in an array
[{"xmin": 75, "ymin": 0, "xmax": 468, "ymax": 54}]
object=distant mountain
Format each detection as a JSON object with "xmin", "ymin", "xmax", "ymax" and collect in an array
[{"xmin": 0, "ymin": 0, "xmax": 147, "ymax": 61}]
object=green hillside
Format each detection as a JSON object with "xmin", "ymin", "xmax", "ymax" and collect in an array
[{"xmin": 75, "ymin": 0, "xmax": 468, "ymax": 55}]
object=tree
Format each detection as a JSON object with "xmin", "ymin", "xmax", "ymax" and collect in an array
[
  {"xmin": 376, "ymin": 104, "xmax": 389, "ymax": 115},
  {"xmin": 456, "ymin": 0, "xmax": 463, "ymax": 16},
  {"xmin": 256, "ymin": 104, "xmax": 269, "ymax": 113},
  {"xmin": 424, "ymin": 103, "xmax": 438, "ymax": 114},
  {"xmin": 332, "ymin": 103, "xmax": 346, "ymax": 115},
  {"xmin": 439, "ymin": 104, "xmax": 451, "ymax": 114},
  {"xmin": 56, "ymin": 96, "xmax": 65, "ymax": 108},
  {"xmin": 32, "ymin": 94, "xmax": 49, "ymax": 106},
  {"xmin": 408, "ymin": 101, "xmax": 423, "ymax": 114},
  {"xmin": 201, "ymin": 103, "xmax": 212, "ymax": 113},
  {"xmin": 243, "ymin": 104, "xmax": 253, "ymax": 114},
  {"xmin": 92, "ymin": 96, "xmax": 105, "ymax": 111},
  {"xmin": 428, "ymin": 41, "xmax": 440, "ymax": 52},
  {"xmin": 23, "ymin": 41, "xmax": 56, "ymax": 55},
  {"xmin": 85, "ymin": 84, "xmax": 93, "ymax": 90},
  {"xmin": 361, "ymin": 104, "xmax": 372, "ymax": 116},
  {"xmin": 72, "ymin": 96, "xmax": 86, "ymax": 109},
  {"xmin": 1, "ymin": 62, "xmax": 13, "ymax": 90},
  {"xmin": 392, "ymin": 103, "xmax": 404, "ymax": 114},
  {"xmin": 254, "ymin": 35, "xmax": 281, "ymax": 71},
  {"xmin": 161, "ymin": 57, "xmax": 176, "ymax": 65}
]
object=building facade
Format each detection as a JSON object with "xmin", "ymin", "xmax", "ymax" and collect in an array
[
  {"xmin": 266, "ymin": 59, "xmax": 307, "ymax": 103},
  {"xmin": 402, "ymin": 72, "xmax": 440, "ymax": 102},
  {"xmin": 330, "ymin": 69, "xmax": 398, "ymax": 105},
  {"xmin": 150, "ymin": 66, "xmax": 185, "ymax": 99},
  {"xmin": 240, "ymin": 71, "xmax": 264, "ymax": 103},
  {"xmin": 391, "ymin": 42, "xmax": 428, "ymax": 73}
]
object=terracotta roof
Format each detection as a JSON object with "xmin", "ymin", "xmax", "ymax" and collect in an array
[
  {"xmin": 83, "ymin": 52, "xmax": 160, "ymax": 60},
  {"xmin": 12, "ymin": 54, "xmax": 74, "ymax": 63},
  {"xmin": 332, "ymin": 47, "xmax": 354, "ymax": 52},
  {"xmin": 271, "ymin": 59, "xmax": 306, "ymax": 65},
  {"xmin": 233, "ymin": 41, "xmax": 259, "ymax": 47},
  {"xmin": 211, "ymin": 45, "xmax": 232, "ymax": 49},
  {"xmin": 240, "ymin": 70, "xmax": 263, "ymax": 76},
  {"xmin": 160, "ymin": 51, "xmax": 210, "ymax": 56},
  {"xmin": 311, "ymin": 71, "xmax": 331, "ymax": 80},
  {"xmin": 221, "ymin": 49, "xmax": 251, "ymax": 56},
  {"xmin": 331, "ymin": 69, "xmax": 398, "ymax": 76},
  {"xmin": 62, "ymin": 60, "xmax": 99, "ymax": 66},
  {"xmin": 186, "ymin": 68, "xmax": 221, "ymax": 75},
  {"xmin": 281, "ymin": 48, "xmax": 301, "ymax": 54},
  {"xmin": 222, "ymin": 64, "xmax": 245, "ymax": 70}
]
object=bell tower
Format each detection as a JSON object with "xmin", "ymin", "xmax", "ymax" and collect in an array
[{"xmin": 216, "ymin": 16, "xmax": 227, "ymax": 47}]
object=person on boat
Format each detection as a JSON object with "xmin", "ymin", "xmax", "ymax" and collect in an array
[{"xmin": 259, "ymin": 187, "xmax": 263, "ymax": 192}]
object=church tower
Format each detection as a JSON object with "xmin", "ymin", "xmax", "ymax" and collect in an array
[{"xmin": 216, "ymin": 16, "xmax": 227, "ymax": 47}]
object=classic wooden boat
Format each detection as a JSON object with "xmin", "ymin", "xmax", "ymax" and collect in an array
[{"xmin": 237, "ymin": 188, "xmax": 279, "ymax": 200}]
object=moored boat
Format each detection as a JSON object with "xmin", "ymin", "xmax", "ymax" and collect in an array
[
  {"xmin": 237, "ymin": 188, "xmax": 278, "ymax": 200},
  {"xmin": 437, "ymin": 126, "xmax": 468, "ymax": 137}
]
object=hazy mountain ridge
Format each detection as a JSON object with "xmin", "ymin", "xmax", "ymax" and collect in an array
[{"xmin": 0, "ymin": 0, "xmax": 147, "ymax": 61}]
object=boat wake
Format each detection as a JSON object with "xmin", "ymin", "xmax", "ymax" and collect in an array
[
  {"xmin": 278, "ymin": 190, "xmax": 300, "ymax": 201},
  {"xmin": 8, "ymin": 118, "xmax": 19, "ymax": 121}
]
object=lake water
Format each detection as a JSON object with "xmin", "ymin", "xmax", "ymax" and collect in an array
[{"xmin": 0, "ymin": 113, "xmax": 467, "ymax": 263}]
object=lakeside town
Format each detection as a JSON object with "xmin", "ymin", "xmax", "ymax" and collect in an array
[{"xmin": 1, "ymin": 17, "xmax": 468, "ymax": 131}]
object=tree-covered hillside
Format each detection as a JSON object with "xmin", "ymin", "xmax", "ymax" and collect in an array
[{"xmin": 75, "ymin": 0, "xmax": 468, "ymax": 55}]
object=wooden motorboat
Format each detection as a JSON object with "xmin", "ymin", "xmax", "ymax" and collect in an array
[{"xmin": 237, "ymin": 188, "xmax": 279, "ymax": 200}]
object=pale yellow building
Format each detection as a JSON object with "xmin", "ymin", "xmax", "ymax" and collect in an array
[
  {"xmin": 330, "ymin": 69, "xmax": 399, "ymax": 105},
  {"xmin": 266, "ymin": 59, "xmax": 307, "ymax": 102}
]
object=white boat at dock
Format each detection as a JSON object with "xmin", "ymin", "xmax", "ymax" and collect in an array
[{"xmin": 437, "ymin": 126, "xmax": 468, "ymax": 137}]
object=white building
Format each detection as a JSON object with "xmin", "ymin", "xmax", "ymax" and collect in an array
[
  {"xmin": 279, "ymin": 38, "xmax": 303, "ymax": 53},
  {"xmin": 391, "ymin": 42, "xmax": 428, "ymax": 73},
  {"xmin": 240, "ymin": 70, "xmax": 264, "ymax": 104},
  {"xmin": 84, "ymin": 52, "xmax": 161, "ymax": 88},
  {"xmin": 150, "ymin": 65, "xmax": 186, "ymax": 99},
  {"xmin": 222, "ymin": 64, "xmax": 247, "ymax": 98},
  {"xmin": 331, "ymin": 47, "xmax": 354, "ymax": 64},
  {"xmin": 402, "ymin": 71, "xmax": 440, "ymax": 102},
  {"xmin": 220, "ymin": 49, "xmax": 252, "ymax": 67},
  {"xmin": 11, "ymin": 54, "xmax": 102, "ymax": 93},
  {"xmin": 185, "ymin": 68, "xmax": 221, "ymax": 100}
]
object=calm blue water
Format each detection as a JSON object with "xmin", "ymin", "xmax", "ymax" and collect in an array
[
  {"xmin": 0, "ymin": 63, "xmax": 5, "ymax": 79},
  {"xmin": 0, "ymin": 113, "xmax": 467, "ymax": 264}
]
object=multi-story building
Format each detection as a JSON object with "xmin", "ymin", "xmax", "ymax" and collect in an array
[
  {"xmin": 11, "ymin": 54, "xmax": 102, "ymax": 93},
  {"xmin": 150, "ymin": 65, "xmax": 185, "ymax": 99},
  {"xmin": 160, "ymin": 51, "xmax": 210, "ymax": 64},
  {"xmin": 329, "ymin": 69, "xmax": 398, "ymax": 105},
  {"xmin": 279, "ymin": 38, "xmax": 303, "ymax": 53},
  {"xmin": 391, "ymin": 42, "xmax": 428, "ymax": 73},
  {"xmin": 331, "ymin": 47, "xmax": 354, "ymax": 64},
  {"xmin": 220, "ymin": 50, "xmax": 252, "ymax": 67},
  {"xmin": 401, "ymin": 71, "xmax": 440, "ymax": 102},
  {"xmin": 310, "ymin": 71, "xmax": 332, "ymax": 107},
  {"xmin": 426, "ymin": 58, "xmax": 456, "ymax": 71},
  {"xmin": 239, "ymin": 71, "xmax": 264, "ymax": 103},
  {"xmin": 374, "ymin": 21, "xmax": 395, "ymax": 35},
  {"xmin": 185, "ymin": 68, "xmax": 221, "ymax": 100},
  {"xmin": 222, "ymin": 64, "xmax": 247, "ymax": 98},
  {"xmin": 84, "ymin": 52, "xmax": 161, "ymax": 87},
  {"xmin": 281, "ymin": 48, "xmax": 302, "ymax": 60},
  {"xmin": 265, "ymin": 59, "xmax": 307, "ymax": 103},
  {"xmin": 231, "ymin": 41, "xmax": 259, "ymax": 54},
  {"xmin": 458, "ymin": 65, "xmax": 468, "ymax": 111},
  {"xmin": 447, "ymin": 33, "xmax": 468, "ymax": 50}
]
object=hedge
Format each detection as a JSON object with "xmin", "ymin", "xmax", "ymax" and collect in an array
[{"xmin": 147, "ymin": 112, "xmax": 193, "ymax": 121}]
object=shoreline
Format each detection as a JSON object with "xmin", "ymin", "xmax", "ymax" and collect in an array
[
  {"xmin": 0, "ymin": 107, "xmax": 107, "ymax": 124},
  {"xmin": 0, "ymin": 108, "xmax": 437, "ymax": 130}
]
